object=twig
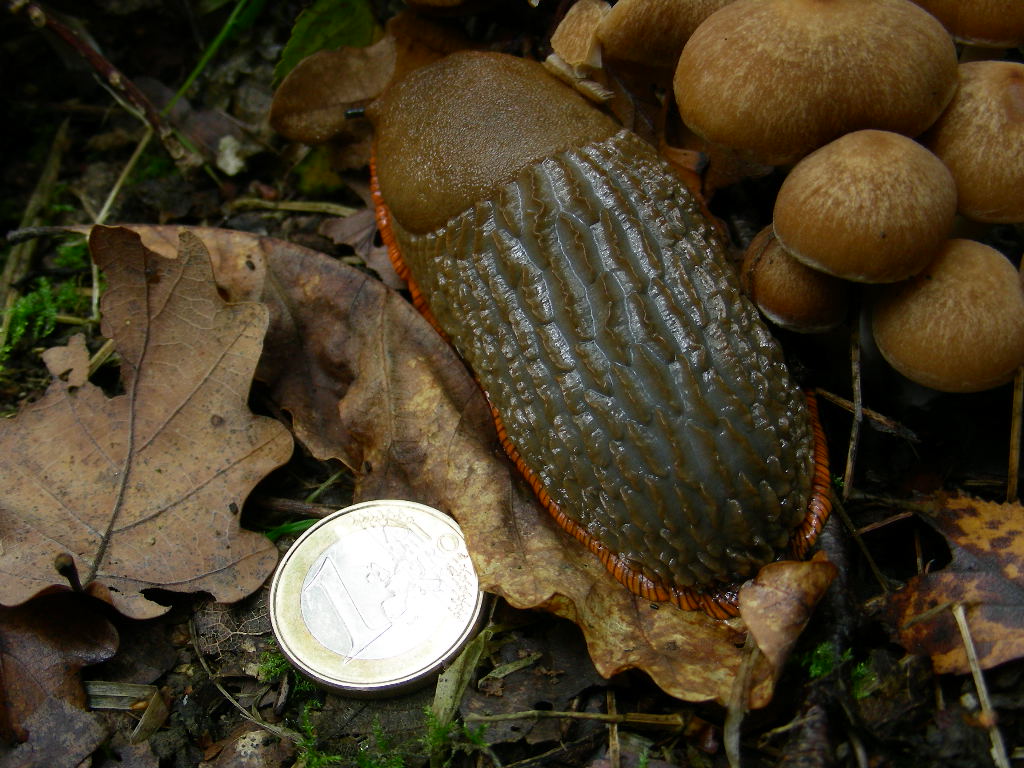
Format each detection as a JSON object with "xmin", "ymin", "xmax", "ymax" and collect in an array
[
  {"xmin": 188, "ymin": 617, "xmax": 303, "ymax": 745},
  {"xmin": 249, "ymin": 496, "xmax": 340, "ymax": 519},
  {"xmin": 814, "ymin": 389, "xmax": 919, "ymax": 442},
  {"xmin": 724, "ymin": 633, "xmax": 758, "ymax": 768},
  {"xmin": 832, "ymin": 496, "xmax": 898, "ymax": 594},
  {"xmin": 951, "ymin": 604, "xmax": 1010, "ymax": 768},
  {"xmin": 855, "ymin": 510, "xmax": 914, "ymax": 536},
  {"xmin": 606, "ymin": 689, "xmax": 620, "ymax": 768},
  {"xmin": 1008, "ymin": 367, "xmax": 1022, "ymax": 502},
  {"xmin": 94, "ymin": 129, "xmax": 152, "ymax": 226},
  {"xmin": 227, "ymin": 198, "xmax": 359, "ymax": 217},
  {"xmin": 8, "ymin": 1, "xmax": 201, "ymax": 172},
  {"xmin": 463, "ymin": 710, "xmax": 686, "ymax": 728},
  {"xmin": 842, "ymin": 323, "xmax": 863, "ymax": 502}
]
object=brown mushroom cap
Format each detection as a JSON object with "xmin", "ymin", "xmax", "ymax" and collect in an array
[
  {"xmin": 597, "ymin": 0, "xmax": 734, "ymax": 70},
  {"xmin": 673, "ymin": 0, "xmax": 958, "ymax": 165},
  {"xmin": 773, "ymin": 130, "xmax": 956, "ymax": 283},
  {"xmin": 368, "ymin": 52, "xmax": 618, "ymax": 234},
  {"xmin": 872, "ymin": 239, "xmax": 1024, "ymax": 393},
  {"xmin": 908, "ymin": 0, "xmax": 1024, "ymax": 47},
  {"xmin": 923, "ymin": 60, "xmax": 1024, "ymax": 224},
  {"xmin": 740, "ymin": 226, "xmax": 850, "ymax": 333}
]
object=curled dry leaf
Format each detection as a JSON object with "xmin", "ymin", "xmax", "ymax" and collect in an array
[
  {"xmin": 0, "ymin": 227, "xmax": 292, "ymax": 619},
  {"xmin": 111, "ymin": 224, "xmax": 820, "ymax": 706},
  {"xmin": 0, "ymin": 593, "xmax": 117, "ymax": 761},
  {"xmin": 739, "ymin": 552, "xmax": 837, "ymax": 675},
  {"xmin": 885, "ymin": 494, "xmax": 1024, "ymax": 674}
]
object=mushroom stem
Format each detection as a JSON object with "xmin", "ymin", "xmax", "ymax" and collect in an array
[{"xmin": 1009, "ymin": 366, "xmax": 1023, "ymax": 502}]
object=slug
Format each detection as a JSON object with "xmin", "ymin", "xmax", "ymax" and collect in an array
[{"xmin": 368, "ymin": 52, "xmax": 831, "ymax": 618}]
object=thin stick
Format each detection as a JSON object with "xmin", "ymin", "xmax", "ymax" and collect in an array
[
  {"xmin": 833, "ymin": 497, "xmax": 896, "ymax": 594},
  {"xmin": 1008, "ymin": 367, "xmax": 1022, "ymax": 502},
  {"xmin": 464, "ymin": 710, "xmax": 686, "ymax": 728},
  {"xmin": 188, "ymin": 618, "xmax": 302, "ymax": 744},
  {"xmin": 842, "ymin": 323, "xmax": 863, "ymax": 502},
  {"xmin": 606, "ymin": 689, "xmax": 620, "ymax": 768},
  {"xmin": 9, "ymin": 1, "xmax": 200, "ymax": 172},
  {"xmin": 95, "ymin": 129, "xmax": 152, "ymax": 226},
  {"xmin": 227, "ymin": 198, "xmax": 359, "ymax": 217},
  {"xmin": 724, "ymin": 633, "xmax": 758, "ymax": 768},
  {"xmin": 951, "ymin": 604, "xmax": 1010, "ymax": 768},
  {"xmin": 814, "ymin": 389, "xmax": 918, "ymax": 442}
]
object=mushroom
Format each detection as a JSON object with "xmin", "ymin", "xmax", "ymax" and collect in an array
[
  {"xmin": 908, "ymin": 0, "xmax": 1024, "ymax": 48},
  {"xmin": 923, "ymin": 60, "xmax": 1024, "ymax": 224},
  {"xmin": 740, "ymin": 226, "xmax": 850, "ymax": 333},
  {"xmin": 872, "ymin": 239, "xmax": 1024, "ymax": 393},
  {"xmin": 673, "ymin": 0, "xmax": 958, "ymax": 165},
  {"xmin": 773, "ymin": 130, "xmax": 957, "ymax": 283},
  {"xmin": 597, "ymin": 0, "xmax": 734, "ymax": 70},
  {"xmin": 550, "ymin": 0, "xmax": 610, "ymax": 74}
]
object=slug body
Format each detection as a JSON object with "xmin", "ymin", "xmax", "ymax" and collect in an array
[{"xmin": 370, "ymin": 53, "xmax": 830, "ymax": 617}]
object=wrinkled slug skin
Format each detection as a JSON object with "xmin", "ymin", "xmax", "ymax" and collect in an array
[{"xmin": 372, "ymin": 53, "xmax": 815, "ymax": 593}]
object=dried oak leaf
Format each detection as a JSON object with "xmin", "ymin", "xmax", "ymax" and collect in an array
[
  {"xmin": 0, "ymin": 227, "xmax": 292, "ymax": 619},
  {"xmin": 114, "ymin": 225, "xmax": 823, "ymax": 706},
  {"xmin": 886, "ymin": 494, "xmax": 1024, "ymax": 674},
  {"xmin": 739, "ymin": 552, "xmax": 837, "ymax": 675},
  {"xmin": 0, "ymin": 593, "xmax": 117, "ymax": 764}
]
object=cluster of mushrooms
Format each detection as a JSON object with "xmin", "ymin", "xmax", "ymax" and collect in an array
[{"xmin": 547, "ymin": 0, "xmax": 1024, "ymax": 395}]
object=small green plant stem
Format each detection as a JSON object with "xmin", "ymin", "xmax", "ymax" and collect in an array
[
  {"xmin": 305, "ymin": 468, "xmax": 347, "ymax": 504},
  {"xmin": 164, "ymin": 0, "xmax": 257, "ymax": 115},
  {"xmin": 463, "ymin": 710, "xmax": 687, "ymax": 729}
]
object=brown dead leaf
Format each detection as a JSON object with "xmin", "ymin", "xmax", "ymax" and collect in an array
[
  {"xmin": 270, "ymin": 36, "xmax": 396, "ymax": 145},
  {"xmin": 0, "ymin": 227, "xmax": 292, "ymax": 619},
  {"xmin": 99, "ymin": 224, "xmax": 804, "ymax": 706},
  {"xmin": 739, "ymin": 553, "xmax": 837, "ymax": 675},
  {"xmin": 0, "ymin": 593, "xmax": 117, "ymax": 760},
  {"xmin": 886, "ymin": 494, "xmax": 1024, "ymax": 674},
  {"xmin": 318, "ymin": 209, "xmax": 402, "ymax": 289}
]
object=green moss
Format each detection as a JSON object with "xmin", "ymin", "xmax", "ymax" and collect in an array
[
  {"xmin": 2, "ymin": 277, "xmax": 88, "ymax": 366},
  {"xmin": 256, "ymin": 645, "xmax": 292, "ymax": 683},
  {"xmin": 801, "ymin": 641, "xmax": 853, "ymax": 680}
]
